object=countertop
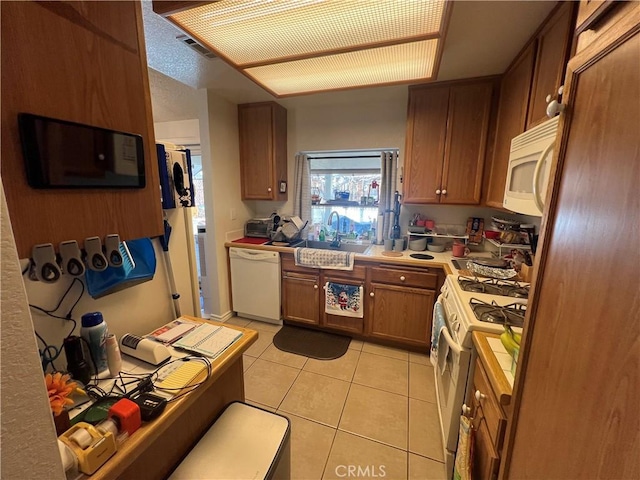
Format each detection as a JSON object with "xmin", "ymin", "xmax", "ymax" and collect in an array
[
  {"xmin": 88, "ymin": 317, "xmax": 258, "ymax": 479},
  {"xmin": 225, "ymin": 239, "xmax": 496, "ymax": 275},
  {"xmin": 472, "ymin": 331, "xmax": 515, "ymax": 406}
]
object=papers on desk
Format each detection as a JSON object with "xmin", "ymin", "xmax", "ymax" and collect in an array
[
  {"xmin": 146, "ymin": 317, "xmax": 199, "ymax": 344},
  {"xmin": 173, "ymin": 324, "xmax": 243, "ymax": 359}
]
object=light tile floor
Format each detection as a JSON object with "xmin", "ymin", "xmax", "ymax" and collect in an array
[{"xmin": 228, "ymin": 316, "xmax": 447, "ymax": 480}]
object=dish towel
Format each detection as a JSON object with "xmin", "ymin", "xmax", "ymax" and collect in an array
[
  {"xmin": 324, "ymin": 282, "xmax": 363, "ymax": 318},
  {"xmin": 294, "ymin": 247, "xmax": 354, "ymax": 271},
  {"xmin": 430, "ymin": 301, "xmax": 446, "ymax": 367}
]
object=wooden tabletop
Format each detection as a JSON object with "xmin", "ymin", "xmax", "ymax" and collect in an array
[
  {"xmin": 472, "ymin": 331, "xmax": 513, "ymax": 406},
  {"xmin": 88, "ymin": 317, "xmax": 258, "ymax": 480}
]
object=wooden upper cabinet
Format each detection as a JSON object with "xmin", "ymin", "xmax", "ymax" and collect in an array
[
  {"xmin": 238, "ymin": 102, "xmax": 287, "ymax": 201},
  {"xmin": 441, "ymin": 82, "xmax": 494, "ymax": 204},
  {"xmin": 403, "ymin": 85, "xmax": 449, "ymax": 204},
  {"xmin": 527, "ymin": 2, "xmax": 576, "ymax": 129},
  {"xmin": 404, "ymin": 79, "xmax": 494, "ymax": 205},
  {"xmin": 484, "ymin": 44, "xmax": 536, "ymax": 209},
  {"xmin": 0, "ymin": 1, "xmax": 163, "ymax": 258},
  {"xmin": 575, "ymin": 0, "xmax": 615, "ymax": 34}
]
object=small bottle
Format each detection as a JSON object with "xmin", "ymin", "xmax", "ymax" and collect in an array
[
  {"xmin": 319, "ymin": 227, "xmax": 326, "ymax": 242},
  {"xmin": 80, "ymin": 312, "xmax": 109, "ymax": 376},
  {"xmin": 105, "ymin": 334, "xmax": 122, "ymax": 377}
]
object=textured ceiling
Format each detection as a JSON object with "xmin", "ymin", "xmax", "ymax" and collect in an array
[{"xmin": 143, "ymin": 0, "xmax": 556, "ymax": 117}]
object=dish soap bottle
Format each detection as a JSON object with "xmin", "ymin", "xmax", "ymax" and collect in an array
[{"xmin": 319, "ymin": 227, "xmax": 326, "ymax": 242}]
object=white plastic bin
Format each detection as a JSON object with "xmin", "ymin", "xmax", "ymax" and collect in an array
[{"xmin": 169, "ymin": 402, "xmax": 291, "ymax": 480}]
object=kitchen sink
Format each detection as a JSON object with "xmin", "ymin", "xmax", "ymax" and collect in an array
[{"xmin": 299, "ymin": 240, "xmax": 371, "ymax": 254}]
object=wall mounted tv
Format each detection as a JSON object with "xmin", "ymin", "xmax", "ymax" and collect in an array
[{"xmin": 18, "ymin": 113, "xmax": 145, "ymax": 189}]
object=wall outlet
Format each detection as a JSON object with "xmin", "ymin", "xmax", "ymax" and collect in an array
[{"xmin": 230, "ymin": 208, "xmax": 237, "ymax": 220}]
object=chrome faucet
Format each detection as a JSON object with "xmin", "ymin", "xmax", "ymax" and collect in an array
[{"xmin": 327, "ymin": 211, "xmax": 341, "ymax": 247}]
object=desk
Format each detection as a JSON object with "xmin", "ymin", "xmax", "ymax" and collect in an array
[{"xmin": 87, "ymin": 317, "xmax": 257, "ymax": 480}]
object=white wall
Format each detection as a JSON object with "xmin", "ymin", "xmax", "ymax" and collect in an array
[
  {"xmin": 200, "ymin": 90, "xmax": 252, "ymax": 319},
  {"xmin": 155, "ymin": 119, "xmax": 201, "ymax": 150},
  {"xmin": 1, "ymin": 184, "xmax": 65, "ymax": 480}
]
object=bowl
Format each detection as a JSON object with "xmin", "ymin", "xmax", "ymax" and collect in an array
[
  {"xmin": 427, "ymin": 243, "xmax": 445, "ymax": 253},
  {"xmin": 408, "ymin": 237, "xmax": 428, "ymax": 251},
  {"xmin": 485, "ymin": 230, "xmax": 500, "ymax": 240}
]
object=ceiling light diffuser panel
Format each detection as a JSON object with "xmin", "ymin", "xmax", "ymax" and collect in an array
[{"xmin": 156, "ymin": 0, "xmax": 450, "ymax": 96}]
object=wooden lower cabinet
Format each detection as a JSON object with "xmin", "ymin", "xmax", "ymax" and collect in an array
[
  {"xmin": 470, "ymin": 357, "xmax": 508, "ymax": 480},
  {"xmin": 281, "ymin": 254, "xmax": 320, "ymax": 325},
  {"xmin": 282, "ymin": 271, "xmax": 320, "ymax": 325},
  {"xmin": 366, "ymin": 283, "xmax": 434, "ymax": 347},
  {"xmin": 280, "ymin": 254, "xmax": 443, "ymax": 347}
]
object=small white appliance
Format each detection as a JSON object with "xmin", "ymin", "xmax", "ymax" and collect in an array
[
  {"xmin": 229, "ymin": 248, "xmax": 281, "ymax": 324},
  {"xmin": 503, "ymin": 116, "xmax": 559, "ymax": 216},
  {"xmin": 433, "ymin": 275, "xmax": 527, "ymax": 477}
]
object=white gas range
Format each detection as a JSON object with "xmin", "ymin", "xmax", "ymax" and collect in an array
[
  {"xmin": 440, "ymin": 274, "xmax": 527, "ymax": 348},
  {"xmin": 433, "ymin": 274, "xmax": 528, "ymax": 478}
]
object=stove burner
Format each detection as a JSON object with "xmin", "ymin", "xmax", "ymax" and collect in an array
[
  {"xmin": 469, "ymin": 298, "xmax": 526, "ymax": 328},
  {"xmin": 458, "ymin": 276, "xmax": 529, "ymax": 299}
]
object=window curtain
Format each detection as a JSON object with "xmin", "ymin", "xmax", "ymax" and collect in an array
[
  {"xmin": 292, "ymin": 153, "xmax": 311, "ymax": 235},
  {"xmin": 379, "ymin": 151, "xmax": 398, "ymax": 240}
]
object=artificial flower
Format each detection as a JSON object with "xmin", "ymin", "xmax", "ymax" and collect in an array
[{"xmin": 45, "ymin": 372, "xmax": 77, "ymax": 416}]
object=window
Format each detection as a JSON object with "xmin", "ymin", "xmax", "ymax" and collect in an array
[{"xmin": 306, "ymin": 149, "xmax": 396, "ymax": 240}]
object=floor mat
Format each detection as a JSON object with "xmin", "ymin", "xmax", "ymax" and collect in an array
[{"xmin": 273, "ymin": 325, "xmax": 351, "ymax": 360}]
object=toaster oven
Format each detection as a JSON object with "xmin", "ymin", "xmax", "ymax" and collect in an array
[{"xmin": 245, "ymin": 218, "xmax": 273, "ymax": 238}]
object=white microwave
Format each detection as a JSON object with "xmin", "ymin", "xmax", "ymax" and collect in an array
[{"xmin": 503, "ymin": 116, "xmax": 560, "ymax": 216}]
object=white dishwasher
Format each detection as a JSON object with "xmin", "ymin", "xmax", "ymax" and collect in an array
[{"xmin": 229, "ymin": 247, "xmax": 282, "ymax": 324}]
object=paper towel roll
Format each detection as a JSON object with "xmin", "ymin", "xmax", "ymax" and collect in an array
[{"xmin": 376, "ymin": 214, "xmax": 384, "ymax": 244}]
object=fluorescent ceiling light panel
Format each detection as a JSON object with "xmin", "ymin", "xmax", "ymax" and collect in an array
[
  {"xmin": 162, "ymin": 0, "xmax": 448, "ymax": 96},
  {"xmin": 246, "ymin": 40, "xmax": 439, "ymax": 96}
]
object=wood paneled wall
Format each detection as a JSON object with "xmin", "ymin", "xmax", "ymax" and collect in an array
[{"xmin": 1, "ymin": 1, "xmax": 163, "ymax": 258}]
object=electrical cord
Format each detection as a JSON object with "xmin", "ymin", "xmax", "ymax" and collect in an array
[
  {"xmin": 148, "ymin": 356, "xmax": 212, "ymax": 403},
  {"xmin": 30, "ymin": 278, "xmax": 84, "ymax": 372}
]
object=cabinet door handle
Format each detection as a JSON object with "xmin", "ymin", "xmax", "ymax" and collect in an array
[
  {"xmin": 400, "ymin": 275, "xmax": 406, "ymax": 282},
  {"xmin": 435, "ymin": 189, "xmax": 441, "ymax": 195},
  {"xmin": 369, "ymin": 292, "xmax": 375, "ymax": 297},
  {"xmin": 441, "ymin": 189, "xmax": 447, "ymax": 195},
  {"xmin": 267, "ymin": 187, "xmax": 272, "ymax": 192},
  {"xmin": 475, "ymin": 390, "xmax": 486, "ymax": 402},
  {"xmin": 462, "ymin": 404, "xmax": 472, "ymax": 416},
  {"xmin": 314, "ymin": 284, "xmax": 318, "ymax": 289}
]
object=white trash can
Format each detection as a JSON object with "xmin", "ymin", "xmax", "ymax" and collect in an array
[{"xmin": 169, "ymin": 402, "xmax": 291, "ymax": 480}]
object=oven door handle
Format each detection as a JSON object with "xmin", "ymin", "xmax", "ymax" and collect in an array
[{"xmin": 439, "ymin": 326, "xmax": 463, "ymax": 355}]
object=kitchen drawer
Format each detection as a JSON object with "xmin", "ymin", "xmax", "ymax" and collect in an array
[
  {"xmin": 473, "ymin": 358, "xmax": 507, "ymax": 451},
  {"xmin": 369, "ymin": 266, "xmax": 438, "ymax": 289},
  {"xmin": 324, "ymin": 264, "xmax": 366, "ymax": 282},
  {"xmin": 281, "ymin": 253, "xmax": 319, "ymax": 274}
]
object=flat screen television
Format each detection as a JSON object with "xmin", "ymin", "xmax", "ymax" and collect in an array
[{"xmin": 18, "ymin": 113, "xmax": 145, "ymax": 188}]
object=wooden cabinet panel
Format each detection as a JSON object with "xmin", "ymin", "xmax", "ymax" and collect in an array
[
  {"xmin": 405, "ymin": 79, "xmax": 494, "ymax": 205},
  {"xmin": 0, "ymin": 1, "xmax": 163, "ymax": 257},
  {"xmin": 503, "ymin": 9, "xmax": 640, "ymax": 478},
  {"xmin": 367, "ymin": 283, "xmax": 434, "ymax": 347},
  {"xmin": 484, "ymin": 43, "xmax": 536, "ymax": 209},
  {"xmin": 403, "ymin": 86, "xmax": 449, "ymax": 204},
  {"xmin": 473, "ymin": 359, "xmax": 507, "ymax": 452},
  {"xmin": 282, "ymin": 272, "xmax": 320, "ymax": 325},
  {"xmin": 575, "ymin": 0, "xmax": 615, "ymax": 34},
  {"xmin": 369, "ymin": 266, "xmax": 438, "ymax": 290},
  {"xmin": 238, "ymin": 102, "xmax": 287, "ymax": 201},
  {"xmin": 473, "ymin": 415, "xmax": 500, "ymax": 480},
  {"xmin": 527, "ymin": 2, "xmax": 575, "ymax": 129},
  {"xmin": 441, "ymin": 81, "xmax": 493, "ymax": 204}
]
